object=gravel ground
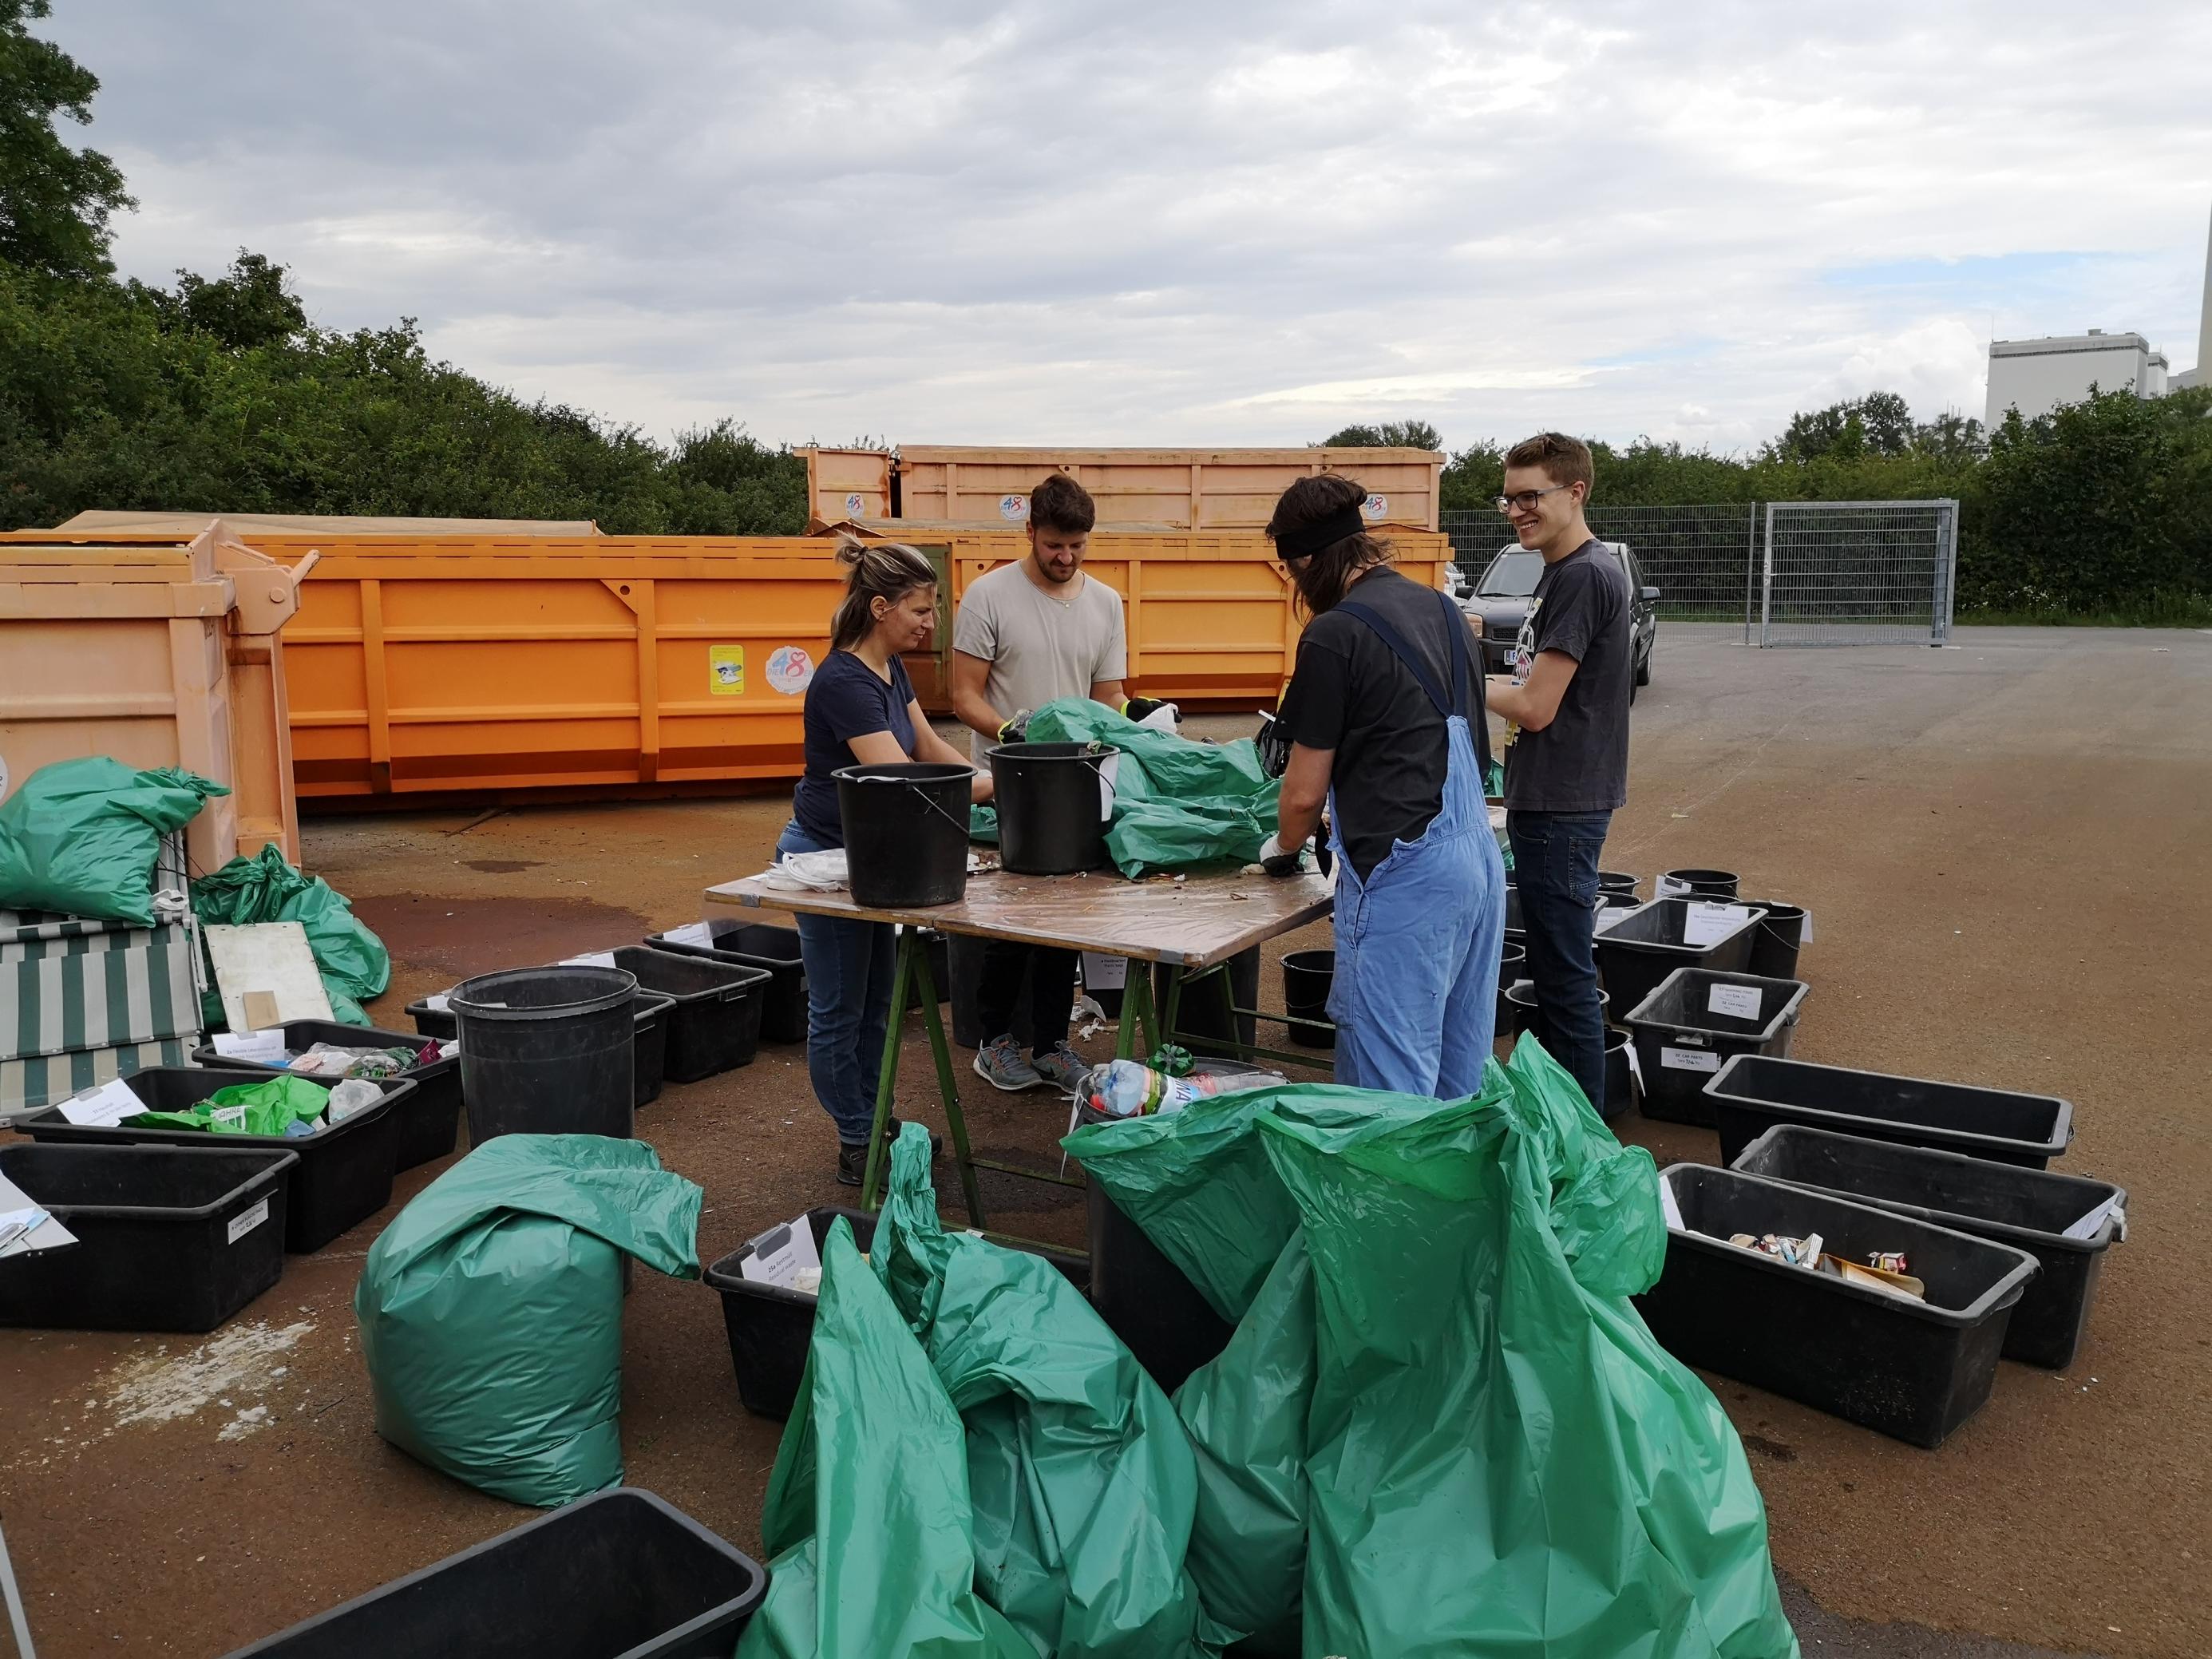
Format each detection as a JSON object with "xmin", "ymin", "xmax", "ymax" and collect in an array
[{"xmin": 2, "ymin": 623, "xmax": 2203, "ymax": 1656}]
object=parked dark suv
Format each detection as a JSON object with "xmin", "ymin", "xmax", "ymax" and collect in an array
[{"xmin": 1462, "ymin": 540, "xmax": 1659, "ymax": 698}]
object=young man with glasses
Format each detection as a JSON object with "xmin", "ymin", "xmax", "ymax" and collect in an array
[{"xmin": 1482, "ymin": 433, "xmax": 1632, "ymax": 1112}]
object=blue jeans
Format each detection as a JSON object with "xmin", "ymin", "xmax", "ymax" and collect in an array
[
  {"xmin": 1506, "ymin": 809, "xmax": 1613, "ymax": 1111},
  {"xmin": 778, "ymin": 821, "xmax": 894, "ymax": 1144}
]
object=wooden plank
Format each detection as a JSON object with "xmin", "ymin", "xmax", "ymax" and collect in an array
[{"xmin": 703, "ymin": 866, "xmax": 1331, "ymax": 968}]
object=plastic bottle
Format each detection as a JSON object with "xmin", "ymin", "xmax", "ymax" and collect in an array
[{"xmin": 1082, "ymin": 1058, "xmax": 1284, "ymax": 1118}]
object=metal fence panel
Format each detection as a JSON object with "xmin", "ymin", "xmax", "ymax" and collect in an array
[
  {"xmin": 1444, "ymin": 505, "xmax": 1758, "ymax": 636},
  {"xmin": 1761, "ymin": 500, "xmax": 1957, "ymax": 647}
]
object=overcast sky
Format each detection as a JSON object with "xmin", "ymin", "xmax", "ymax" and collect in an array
[{"xmin": 43, "ymin": 1, "xmax": 2212, "ymax": 455}]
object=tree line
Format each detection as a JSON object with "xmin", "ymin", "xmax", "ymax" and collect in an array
[{"xmin": 5, "ymin": 1, "xmax": 2204, "ymax": 620}]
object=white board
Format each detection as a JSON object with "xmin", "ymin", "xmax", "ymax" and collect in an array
[{"xmin": 204, "ymin": 923, "xmax": 330, "ymax": 1035}]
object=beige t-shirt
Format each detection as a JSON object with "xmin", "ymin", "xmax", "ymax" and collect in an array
[{"xmin": 952, "ymin": 560, "xmax": 1128, "ymax": 760}]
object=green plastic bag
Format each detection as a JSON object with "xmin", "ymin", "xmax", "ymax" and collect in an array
[
  {"xmin": 354, "ymin": 1134, "xmax": 702, "ymax": 1507},
  {"xmin": 871, "ymin": 1125, "xmax": 1233, "ymax": 1657},
  {"xmin": 0, "ymin": 758, "xmax": 227, "ymax": 925},
  {"xmin": 129, "ymin": 1074, "xmax": 330, "ymax": 1136},
  {"xmin": 192, "ymin": 842, "xmax": 390, "ymax": 1027},
  {"xmin": 739, "ymin": 1218, "xmax": 1034, "ymax": 1659},
  {"xmin": 1023, "ymin": 699, "xmax": 1278, "ymax": 876}
]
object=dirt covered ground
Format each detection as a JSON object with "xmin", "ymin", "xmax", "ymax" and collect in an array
[{"xmin": 2, "ymin": 624, "xmax": 2206, "ymax": 1656}]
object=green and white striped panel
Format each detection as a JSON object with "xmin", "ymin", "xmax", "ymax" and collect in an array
[
  {"xmin": 2, "ymin": 925, "xmax": 200, "ymax": 1061},
  {"xmin": 0, "ymin": 909, "xmax": 159, "ymax": 961},
  {"xmin": 0, "ymin": 1036, "xmax": 192, "ymax": 1115}
]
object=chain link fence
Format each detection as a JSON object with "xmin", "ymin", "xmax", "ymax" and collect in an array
[{"xmin": 1442, "ymin": 501, "xmax": 1957, "ymax": 645}]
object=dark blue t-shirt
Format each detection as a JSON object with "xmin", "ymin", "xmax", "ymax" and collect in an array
[{"xmin": 793, "ymin": 651, "xmax": 919, "ymax": 846}]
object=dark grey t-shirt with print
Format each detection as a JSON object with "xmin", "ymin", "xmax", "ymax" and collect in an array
[{"xmin": 1502, "ymin": 539, "xmax": 1632, "ymax": 813}]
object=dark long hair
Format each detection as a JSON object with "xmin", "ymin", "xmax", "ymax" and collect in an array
[
  {"xmin": 1266, "ymin": 474, "xmax": 1391, "ymax": 617},
  {"xmin": 829, "ymin": 536, "xmax": 938, "ymax": 651}
]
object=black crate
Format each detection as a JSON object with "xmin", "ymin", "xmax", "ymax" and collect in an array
[
  {"xmin": 1704, "ymin": 1054, "xmax": 2073, "ymax": 1169},
  {"xmin": 1730, "ymin": 1126, "xmax": 2124, "ymax": 1369},
  {"xmin": 1636, "ymin": 1164, "xmax": 2039, "ymax": 1447},
  {"xmin": 648, "ymin": 922, "xmax": 806, "ymax": 1043},
  {"xmin": 1621, "ymin": 968, "xmax": 1809, "ymax": 1125},
  {"xmin": 16, "ymin": 1067, "xmax": 409, "ymax": 1252},
  {"xmin": 221, "ymin": 1488, "xmax": 768, "ymax": 1658},
  {"xmin": 191, "ymin": 1020, "xmax": 459, "ymax": 1171},
  {"xmin": 632, "ymin": 990, "xmax": 675, "ymax": 1108},
  {"xmin": 593, "ymin": 947, "xmax": 768, "ymax": 1083},
  {"xmin": 0, "ymin": 1143, "xmax": 295, "ymax": 1332},
  {"xmin": 1593, "ymin": 898, "xmax": 1766, "ymax": 1016},
  {"xmin": 706, "ymin": 1206, "xmax": 1089, "ymax": 1419}
]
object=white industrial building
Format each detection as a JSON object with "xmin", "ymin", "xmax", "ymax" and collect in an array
[{"xmin": 1984, "ymin": 331, "xmax": 2168, "ymax": 426}]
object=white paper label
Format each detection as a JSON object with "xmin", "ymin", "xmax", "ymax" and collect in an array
[
  {"xmin": 1594, "ymin": 904, "xmax": 1632, "ymax": 932},
  {"xmin": 59, "ymin": 1078, "xmax": 143, "ymax": 1126},
  {"xmin": 766, "ymin": 644, "xmax": 816, "ymax": 696},
  {"xmin": 662, "ymin": 921, "xmax": 717, "ymax": 948},
  {"xmin": 214, "ymin": 1028, "xmax": 288, "ymax": 1063},
  {"xmin": 227, "ymin": 1198, "xmax": 271, "ymax": 1245},
  {"xmin": 1681, "ymin": 902, "xmax": 1751, "ymax": 948},
  {"xmin": 1658, "ymin": 1173, "xmax": 1684, "ymax": 1232},
  {"xmin": 1361, "ymin": 493, "xmax": 1387, "ymax": 519},
  {"xmin": 1707, "ymin": 984, "xmax": 1764, "ymax": 1020},
  {"xmin": 1081, "ymin": 951, "xmax": 1128, "ymax": 991},
  {"xmin": 1661, "ymin": 1045, "xmax": 1722, "ymax": 1074},
  {"xmin": 561, "ymin": 952, "xmax": 619, "ymax": 968},
  {"xmin": 425, "ymin": 993, "xmax": 451, "ymax": 1012},
  {"xmin": 2062, "ymin": 1196, "xmax": 2121, "ymax": 1241},
  {"xmin": 738, "ymin": 1215, "xmax": 823, "ymax": 1292},
  {"xmin": 1098, "ymin": 752, "xmax": 1120, "ymax": 822},
  {"xmin": 1624, "ymin": 1039, "xmax": 1644, "ymax": 1091}
]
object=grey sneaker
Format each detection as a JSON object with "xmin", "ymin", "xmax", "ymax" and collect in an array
[
  {"xmin": 973, "ymin": 1035, "xmax": 1043, "ymax": 1092},
  {"xmin": 1031, "ymin": 1041, "xmax": 1087, "ymax": 1090}
]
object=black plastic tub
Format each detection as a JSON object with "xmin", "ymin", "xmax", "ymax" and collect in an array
[
  {"xmin": 1601, "ymin": 1026, "xmax": 1636, "ymax": 1121},
  {"xmin": 1162, "ymin": 946, "xmax": 1260, "ymax": 1059},
  {"xmin": 632, "ymin": 990, "xmax": 675, "ymax": 1108},
  {"xmin": 221, "ymin": 1487, "xmax": 768, "ymax": 1658},
  {"xmin": 594, "ymin": 947, "xmax": 770, "ymax": 1083},
  {"xmin": 706, "ymin": 1206, "xmax": 1089, "ymax": 1419},
  {"xmin": 15, "ymin": 1067, "xmax": 409, "ymax": 1253},
  {"xmin": 452, "ymin": 966, "xmax": 636, "ymax": 1143},
  {"xmin": 1739, "ymin": 899, "xmax": 1808, "ymax": 980},
  {"xmin": 1730, "ymin": 1126, "xmax": 2124, "ymax": 1368},
  {"xmin": 833, "ymin": 762, "xmax": 971, "ymax": 907},
  {"xmin": 0, "ymin": 1143, "xmax": 296, "ymax": 1332},
  {"xmin": 1704, "ymin": 1054, "xmax": 2075, "ymax": 1170},
  {"xmin": 191, "ymin": 1020, "xmax": 459, "ymax": 1172},
  {"xmin": 1502, "ymin": 980, "xmax": 1611, "ymax": 1037},
  {"xmin": 647, "ymin": 922, "xmax": 808, "ymax": 1043},
  {"xmin": 987, "ymin": 740, "xmax": 1114, "ymax": 875},
  {"xmin": 1280, "ymin": 948, "xmax": 1335, "ymax": 1050},
  {"xmin": 1659, "ymin": 868, "xmax": 1739, "ymax": 899},
  {"xmin": 1621, "ymin": 968, "xmax": 1810, "ymax": 1126},
  {"xmin": 1637, "ymin": 1164, "xmax": 2039, "ymax": 1447},
  {"xmin": 1593, "ymin": 897, "xmax": 1766, "ymax": 1017}
]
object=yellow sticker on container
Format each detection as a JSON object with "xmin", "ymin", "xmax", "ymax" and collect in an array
[{"xmin": 708, "ymin": 645, "xmax": 746, "ymax": 696}]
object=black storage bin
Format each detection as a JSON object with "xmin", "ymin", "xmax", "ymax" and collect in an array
[
  {"xmin": 632, "ymin": 990, "xmax": 675, "ymax": 1108},
  {"xmin": 595, "ymin": 947, "xmax": 769, "ymax": 1083},
  {"xmin": 647, "ymin": 922, "xmax": 809, "ymax": 1043},
  {"xmin": 1621, "ymin": 968, "xmax": 1809, "ymax": 1126},
  {"xmin": 191, "ymin": 1020, "xmax": 460, "ymax": 1172},
  {"xmin": 1593, "ymin": 897, "xmax": 1765, "ymax": 1017},
  {"xmin": 1703, "ymin": 1054, "xmax": 2074, "ymax": 1169},
  {"xmin": 706, "ymin": 1206, "xmax": 1089, "ymax": 1419},
  {"xmin": 1730, "ymin": 1126, "xmax": 2124, "ymax": 1369},
  {"xmin": 18, "ymin": 1067, "xmax": 407, "ymax": 1253},
  {"xmin": 1166, "ymin": 947, "xmax": 1260, "ymax": 1059},
  {"xmin": 0, "ymin": 1143, "xmax": 295, "ymax": 1332},
  {"xmin": 221, "ymin": 1487, "xmax": 768, "ymax": 1658},
  {"xmin": 1738, "ymin": 899, "xmax": 1808, "ymax": 980},
  {"xmin": 1637, "ymin": 1164, "xmax": 2039, "ymax": 1447},
  {"xmin": 405, "ymin": 993, "xmax": 457, "ymax": 1040},
  {"xmin": 1597, "ymin": 871, "xmax": 1639, "ymax": 896}
]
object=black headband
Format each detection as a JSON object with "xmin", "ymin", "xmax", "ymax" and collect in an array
[{"xmin": 1272, "ymin": 504, "xmax": 1367, "ymax": 559}]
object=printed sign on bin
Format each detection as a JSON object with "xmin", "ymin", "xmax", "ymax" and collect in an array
[
  {"xmin": 766, "ymin": 645, "xmax": 816, "ymax": 696},
  {"xmin": 708, "ymin": 645, "xmax": 746, "ymax": 696}
]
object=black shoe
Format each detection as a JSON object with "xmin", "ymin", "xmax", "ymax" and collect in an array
[{"xmin": 836, "ymin": 1119, "xmax": 944, "ymax": 1186}]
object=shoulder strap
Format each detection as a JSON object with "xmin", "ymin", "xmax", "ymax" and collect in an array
[{"xmin": 1335, "ymin": 593, "xmax": 1477, "ymax": 721}]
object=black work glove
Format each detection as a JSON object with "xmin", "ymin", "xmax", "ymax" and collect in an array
[
  {"xmin": 995, "ymin": 709, "xmax": 1032, "ymax": 743},
  {"xmin": 1123, "ymin": 695, "xmax": 1177, "ymax": 724},
  {"xmin": 1257, "ymin": 833, "xmax": 1304, "ymax": 877}
]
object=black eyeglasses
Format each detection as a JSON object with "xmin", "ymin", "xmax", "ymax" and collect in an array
[{"xmin": 1494, "ymin": 485, "xmax": 1572, "ymax": 515}]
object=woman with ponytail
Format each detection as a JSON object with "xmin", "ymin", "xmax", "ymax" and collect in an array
[{"xmin": 783, "ymin": 537, "xmax": 990, "ymax": 1183}]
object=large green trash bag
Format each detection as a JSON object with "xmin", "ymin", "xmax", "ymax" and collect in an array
[
  {"xmin": 0, "ymin": 758, "xmax": 227, "ymax": 925},
  {"xmin": 871, "ymin": 1125, "xmax": 1233, "ymax": 1657},
  {"xmin": 1023, "ymin": 699, "xmax": 1278, "ymax": 876},
  {"xmin": 1252, "ymin": 1049, "xmax": 1796, "ymax": 1658},
  {"xmin": 354, "ymin": 1134, "xmax": 702, "ymax": 1507},
  {"xmin": 738, "ymin": 1218, "xmax": 1035, "ymax": 1659},
  {"xmin": 129, "ymin": 1074, "xmax": 329, "ymax": 1135},
  {"xmin": 192, "ymin": 841, "xmax": 390, "ymax": 1027}
]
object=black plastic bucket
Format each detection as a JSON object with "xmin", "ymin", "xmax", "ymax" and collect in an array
[
  {"xmin": 1741, "ymin": 900, "xmax": 1808, "ymax": 980},
  {"xmin": 1601, "ymin": 1026, "xmax": 1636, "ymax": 1120},
  {"xmin": 1280, "ymin": 948, "xmax": 1335, "ymax": 1049},
  {"xmin": 1658, "ymin": 868, "xmax": 1739, "ymax": 899},
  {"xmin": 833, "ymin": 762, "xmax": 972, "ymax": 907},
  {"xmin": 1729, "ymin": 1126, "xmax": 2125, "ymax": 1370},
  {"xmin": 1502, "ymin": 979, "xmax": 1611, "ymax": 1036},
  {"xmin": 451, "ymin": 965, "xmax": 637, "ymax": 1144},
  {"xmin": 988, "ymin": 741, "xmax": 1114, "ymax": 875},
  {"xmin": 1162, "ymin": 947, "xmax": 1261, "ymax": 1059},
  {"xmin": 949, "ymin": 930, "xmax": 1035, "ymax": 1050},
  {"xmin": 1598, "ymin": 871, "xmax": 1639, "ymax": 896}
]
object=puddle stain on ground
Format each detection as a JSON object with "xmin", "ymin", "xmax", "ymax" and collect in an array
[
  {"xmin": 461, "ymin": 858, "xmax": 544, "ymax": 873},
  {"xmin": 101, "ymin": 1320, "xmax": 315, "ymax": 1430},
  {"xmin": 350, "ymin": 893, "xmax": 650, "ymax": 981}
]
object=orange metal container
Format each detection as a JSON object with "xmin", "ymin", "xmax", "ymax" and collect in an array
[
  {"xmin": 798, "ymin": 448, "xmax": 896, "ymax": 525},
  {"xmin": 0, "ymin": 523, "xmax": 305, "ymax": 867}
]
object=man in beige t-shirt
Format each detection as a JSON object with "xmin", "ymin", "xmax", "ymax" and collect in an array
[{"xmin": 950, "ymin": 474, "xmax": 1137, "ymax": 1093}]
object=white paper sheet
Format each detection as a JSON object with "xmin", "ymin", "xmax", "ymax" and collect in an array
[
  {"xmin": 2062, "ymin": 1195, "xmax": 2123, "ymax": 1241},
  {"xmin": 1707, "ymin": 984, "xmax": 1764, "ymax": 1020},
  {"xmin": 661, "ymin": 921, "xmax": 717, "ymax": 948},
  {"xmin": 58, "ymin": 1077, "xmax": 144, "ymax": 1126},
  {"xmin": 1681, "ymin": 902, "xmax": 1751, "ymax": 948},
  {"xmin": 214, "ymin": 1028, "xmax": 289, "ymax": 1063},
  {"xmin": 560, "ymin": 952, "xmax": 619, "ymax": 968},
  {"xmin": 1660, "ymin": 1044, "xmax": 1722, "ymax": 1074},
  {"xmin": 1658, "ymin": 1173, "xmax": 1684, "ymax": 1232},
  {"xmin": 738, "ymin": 1214, "xmax": 824, "ymax": 1292}
]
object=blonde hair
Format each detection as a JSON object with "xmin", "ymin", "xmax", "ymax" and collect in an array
[{"xmin": 829, "ymin": 536, "xmax": 937, "ymax": 651}]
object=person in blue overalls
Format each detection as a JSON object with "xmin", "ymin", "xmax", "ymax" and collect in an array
[{"xmin": 1260, "ymin": 475, "xmax": 1508, "ymax": 1097}]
